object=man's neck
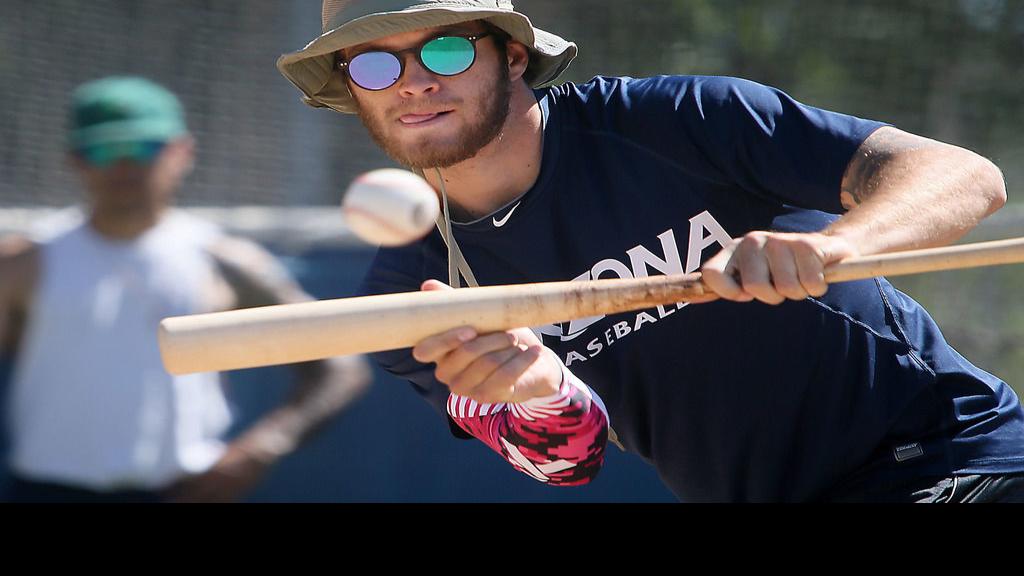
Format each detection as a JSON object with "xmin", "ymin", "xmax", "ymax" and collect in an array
[
  {"xmin": 88, "ymin": 206, "xmax": 167, "ymax": 241},
  {"xmin": 422, "ymin": 85, "xmax": 543, "ymax": 222}
]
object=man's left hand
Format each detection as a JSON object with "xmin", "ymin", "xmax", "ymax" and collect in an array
[
  {"xmin": 164, "ymin": 433, "xmax": 281, "ymax": 503},
  {"xmin": 701, "ymin": 232, "xmax": 858, "ymax": 304}
]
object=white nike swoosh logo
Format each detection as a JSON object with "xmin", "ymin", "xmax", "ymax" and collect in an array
[{"xmin": 492, "ymin": 202, "xmax": 521, "ymax": 228}]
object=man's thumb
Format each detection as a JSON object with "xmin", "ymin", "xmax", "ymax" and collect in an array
[{"xmin": 421, "ymin": 279, "xmax": 453, "ymax": 292}]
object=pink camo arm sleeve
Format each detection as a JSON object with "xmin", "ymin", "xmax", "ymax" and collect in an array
[{"xmin": 446, "ymin": 364, "xmax": 608, "ymax": 486}]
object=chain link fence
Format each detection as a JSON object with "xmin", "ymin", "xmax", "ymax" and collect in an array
[{"xmin": 1, "ymin": 0, "xmax": 1021, "ymax": 207}]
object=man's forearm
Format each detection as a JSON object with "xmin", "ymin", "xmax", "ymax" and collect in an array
[
  {"xmin": 448, "ymin": 364, "xmax": 608, "ymax": 486},
  {"xmin": 826, "ymin": 127, "xmax": 1007, "ymax": 255},
  {"xmin": 234, "ymin": 355, "xmax": 372, "ymax": 463},
  {"xmin": 700, "ymin": 127, "xmax": 1007, "ymax": 305}
]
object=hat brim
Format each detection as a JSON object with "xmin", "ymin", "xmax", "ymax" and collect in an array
[
  {"xmin": 276, "ymin": 7, "xmax": 576, "ymax": 114},
  {"xmin": 70, "ymin": 118, "xmax": 187, "ymax": 149}
]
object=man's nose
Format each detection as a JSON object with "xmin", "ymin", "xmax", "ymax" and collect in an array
[
  {"xmin": 100, "ymin": 158, "xmax": 152, "ymax": 179},
  {"xmin": 397, "ymin": 53, "xmax": 441, "ymax": 97}
]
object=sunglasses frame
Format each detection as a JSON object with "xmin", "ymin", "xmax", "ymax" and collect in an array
[
  {"xmin": 337, "ymin": 31, "xmax": 494, "ymax": 91},
  {"xmin": 75, "ymin": 140, "xmax": 168, "ymax": 168}
]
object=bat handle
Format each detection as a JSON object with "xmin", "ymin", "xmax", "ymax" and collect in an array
[{"xmin": 825, "ymin": 237, "xmax": 1024, "ymax": 283}]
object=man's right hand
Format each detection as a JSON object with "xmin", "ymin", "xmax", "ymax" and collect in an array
[
  {"xmin": 412, "ymin": 280, "xmax": 563, "ymax": 405},
  {"xmin": 0, "ymin": 236, "xmax": 38, "ymax": 354},
  {"xmin": 701, "ymin": 231, "xmax": 858, "ymax": 305}
]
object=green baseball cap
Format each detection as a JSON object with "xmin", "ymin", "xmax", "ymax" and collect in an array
[{"xmin": 68, "ymin": 76, "xmax": 187, "ymax": 150}]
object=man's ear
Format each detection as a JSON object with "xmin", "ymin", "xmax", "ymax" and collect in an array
[
  {"xmin": 167, "ymin": 135, "xmax": 197, "ymax": 178},
  {"xmin": 506, "ymin": 41, "xmax": 530, "ymax": 83}
]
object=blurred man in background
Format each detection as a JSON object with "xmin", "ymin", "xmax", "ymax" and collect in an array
[{"xmin": 0, "ymin": 76, "xmax": 371, "ymax": 503}]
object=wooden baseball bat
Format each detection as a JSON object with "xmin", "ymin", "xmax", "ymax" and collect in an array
[{"xmin": 159, "ymin": 237, "xmax": 1024, "ymax": 375}]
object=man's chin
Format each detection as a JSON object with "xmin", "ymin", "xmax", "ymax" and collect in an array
[
  {"xmin": 366, "ymin": 102, "xmax": 507, "ymax": 169},
  {"xmin": 386, "ymin": 137, "xmax": 486, "ymax": 170}
]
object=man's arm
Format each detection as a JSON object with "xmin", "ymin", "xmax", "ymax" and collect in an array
[
  {"xmin": 0, "ymin": 236, "xmax": 38, "ymax": 357},
  {"xmin": 168, "ymin": 236, "xmax": 372, "ymax": 502},
  {"xmin": 702, "ymin": 126, "xmax": 1007, "ymax": 304},
  {"xmin": 412, "ymin": 280, "xmax": 608, "ymax": 484},
  {"xmin": 832, "ymin": 126, "xmax": 1006, "ymax": 252},
  {"xmin": 447, "ymin": 366, "xmax": 608, "ymax": 486}
]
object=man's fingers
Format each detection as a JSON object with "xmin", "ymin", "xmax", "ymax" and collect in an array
[
  {"xmin": 447, "ymin": 346, "xmax": 521, "ymax": 397},
  {"xmin": 701, "ymin": 243, "xmax": 754, "ymax": 302},
  {"xmin": 435, "ymin": 331, "xmax": 520, "ymax": 384},
  {"xmin": 763, "ymin": 238, "xmax": 809, "ymax": 301},
  {"xmin": 733, "ymin": 236, "xmax": 784, "ymax": 305},
  {"xmin": 412, "ymin": 326, "xmax": 477, "ymax": 363},
  {"xmin": 790, "ymin": 234, "xmax": 857, "ymax": 298},
  {"xmin": 703, "ymin": 232, "xmax": 848, "ymax": 303},
  {"xmin": 420, "ymin": 279, "xmax": 452, "ymax": 291},
  {"xmin": 413, "ymin": 280, "xmax": 469, "ymax": 362},
  {"xmin": 507, "ymin": 347, "xmax": 564, "ymax": 404},
  {"xmin": 792, "ymin": 242, "xmax": 828, "ymax": 297},
  {"xmin": 475, "ymin": 345, "xmax": 546, "ymax": 405}
]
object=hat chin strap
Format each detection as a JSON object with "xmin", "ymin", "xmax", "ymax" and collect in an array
[
  {"xmin": 415, "ymin": 167, "xmax": 479, "ymax": 289},
  {"xmin": 421, "ymin": 168, "xmax": 625, "ymax": 450}
]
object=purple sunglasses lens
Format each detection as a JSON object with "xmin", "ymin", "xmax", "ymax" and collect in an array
[{"xmin": 349, "ymin": 52, "xmax": 402, "ymax": 90}]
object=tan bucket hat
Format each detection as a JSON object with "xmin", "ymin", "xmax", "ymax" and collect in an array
[{"xmin": 276, "ymin": 0, "xmax": 577, "ymax": 114}]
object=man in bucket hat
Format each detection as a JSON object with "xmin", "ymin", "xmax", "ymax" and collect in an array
[
  {"xmin": 279, "ymin": 1, "xmax": 1024, "ymax": 501},
  {"xmin": 0, "ymin": 77, "xmax": 371, "ymax": 502}
]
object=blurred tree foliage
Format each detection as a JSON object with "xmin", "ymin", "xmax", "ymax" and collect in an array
[
  {"xmin": 518, "ymin": 0, "xmax": 1024, "ymax": 198},
  {"xmin": 2, "ymin": 1, "xmax": 1020, "ymax": 204}
]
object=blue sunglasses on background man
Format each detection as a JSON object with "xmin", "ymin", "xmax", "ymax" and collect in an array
[{"xmin": 76, "ymin": 141, "xmax": 167, "ymax": 168}]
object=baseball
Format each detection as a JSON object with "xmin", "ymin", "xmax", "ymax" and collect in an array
[{"xmin": 342, "ymin": 168, "xmax": 440, "ymax": 246}]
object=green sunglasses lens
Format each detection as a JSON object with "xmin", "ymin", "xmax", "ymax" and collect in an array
[
  {"xmin": 79, "ymin": 141, "xmax": 165, "ymax": 167},
  {"xmin": 79, "ymin": 145, "xmax": 116, "ymax": 167},
  {"xmin": 421, "ymin": 36, "xmax": 476, "ymax": 76}
]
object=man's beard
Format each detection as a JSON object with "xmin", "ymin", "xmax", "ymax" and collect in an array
[{"xmin": 356, "ymin": 65, "xmax": 512, "ymax": 170}]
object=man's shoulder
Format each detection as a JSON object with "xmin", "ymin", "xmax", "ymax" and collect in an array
[
  {"xmin": 161, "ymin": 208, "xmax": 224, "ymax": 244},
  {"xmin": 0, "ymin": 234, "xmax": 40, "ymax": 296},
  {"xmin": 0, "ymin": 234, "xmax": 37, "ymax": 257},
  {"xmin": 0, "ymin": 234, "xmax": 39, "ymax": 267},
  {"xmin": 541, "ymin": 74, "xmax": 784, "ymax": 138},
  {"xmin": 22, "ymin": 206, "xmax": 87, "ymax": 244},
  {"xmin": 547, "ymin": 74, "xmax": 773, "ymax": 106}
]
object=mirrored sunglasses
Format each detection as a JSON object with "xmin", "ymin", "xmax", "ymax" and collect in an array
[
  {"xmin": 338, "ymin": 32, "xmax": 493, "ymax": 91},
  {"xmin": 76, "ymin": 141, "xmax": 167, "ymax": 168}
]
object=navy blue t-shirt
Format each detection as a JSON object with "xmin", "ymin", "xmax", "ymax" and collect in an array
[{"xmin": 359, "ymin": 75, "xmax": 1024, "ymax": 502}]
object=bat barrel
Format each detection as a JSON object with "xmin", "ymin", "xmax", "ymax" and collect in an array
[{"xmin": 158, "ymin": 274, "xmax": 711, "ymax": 374}]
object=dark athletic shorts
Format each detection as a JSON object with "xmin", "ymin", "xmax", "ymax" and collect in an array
[
  {"xmin": 827, "ymin": 473, "xmax": 1024, "ymax": 503},
  {"xmin": 907, "ymin": 474, "xmax": 1024, "ymax": 503}
]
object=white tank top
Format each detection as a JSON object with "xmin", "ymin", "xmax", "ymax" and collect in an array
[{"xmin": 8, "ymin": 208, "xmax": 232, "ymax": 490}]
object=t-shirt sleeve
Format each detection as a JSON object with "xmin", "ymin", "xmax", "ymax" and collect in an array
[
  {"xmin": 580, "ymin": 75, "xmax": 888, "ymax": 214},
  {"xmin": 357, "ymin": 244, "xmax": 458, "ymax": 421}
]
